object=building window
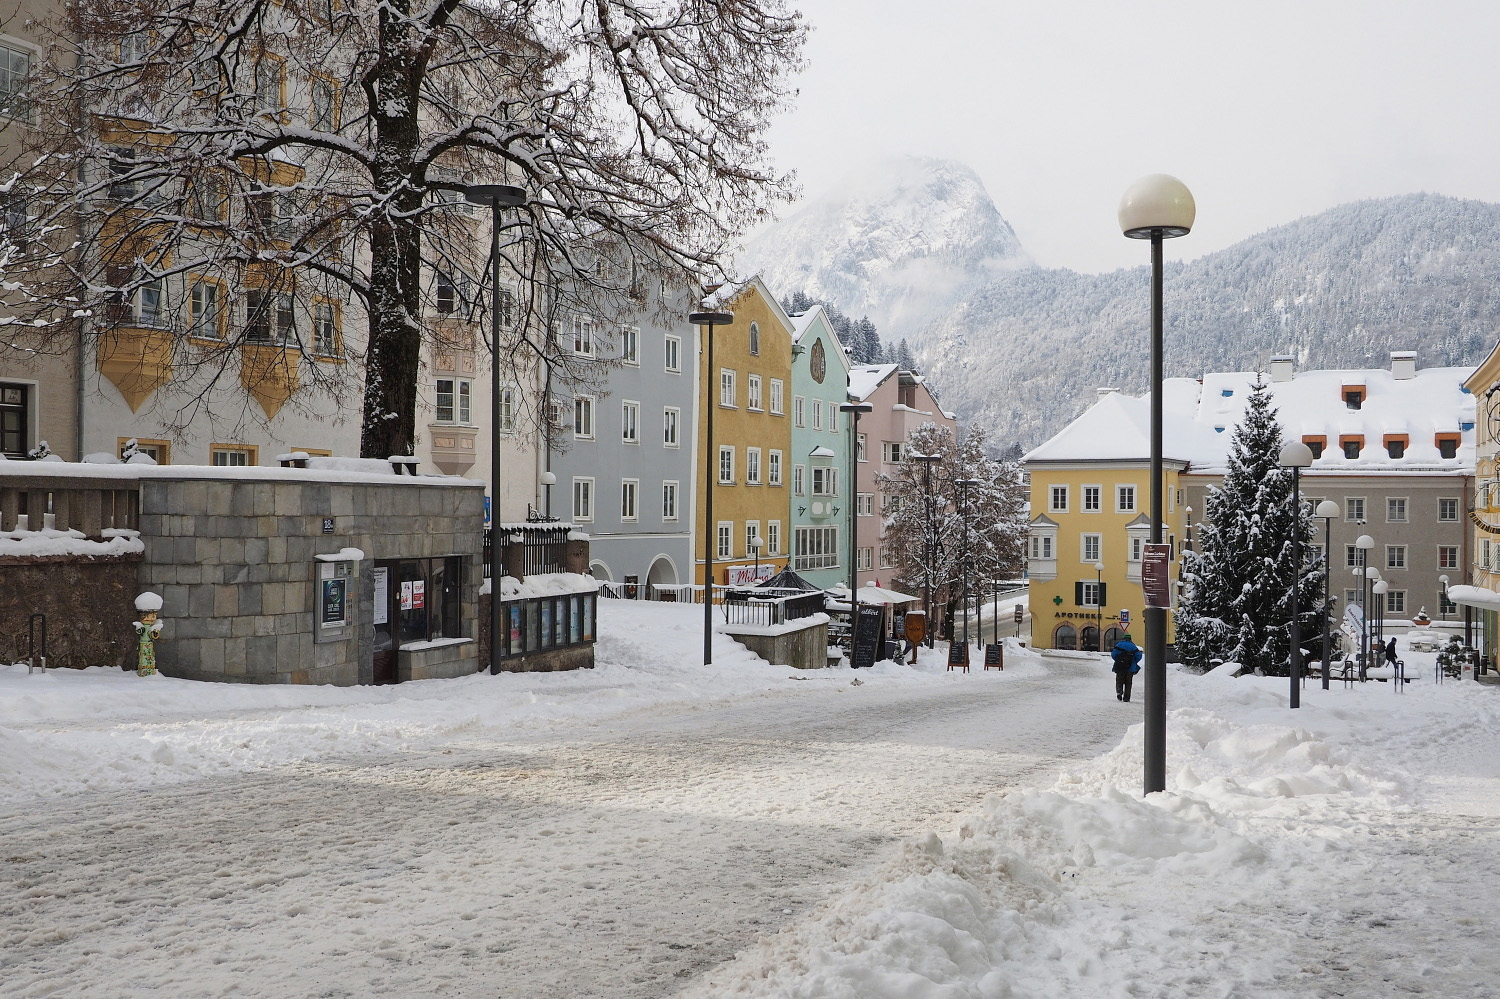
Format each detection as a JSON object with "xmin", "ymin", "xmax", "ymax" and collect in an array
[
  {"xmin": 1439, "ymin": 546, "xmax": 1459, "ymax": 570},
  {"xmin": 812, "ymin": 399, "xmax": 822, "ymax": 430},
  {"xmin": 770, "ymin": 379, "xmax": 784, "ymax": 415},
  {"xmin": 857, "ymin": 493, "xmax": 874, "ymax": 517},
  {"xmin": 746, "ymin": 447, "xmax": 762, "ymax": 485},
  {"xmin": 793, "ymin": 464, "xmax": 805, "ymax": 496},
  {"xmin": 1439, "ymin": 497, "xmax": 1459, "ymax": 522},
  {"xmin": 749, "ymin": 321, "xmax": 760, "ymax": 355},
  {"xmin": 1484, "ymin": 539, "xmax": 1493, "ymax": 570},
  {"xmin": 720, "ymin": 369, "xmax": 736, "ymax": 407},
  {"xmin": 0, "ymin": 383, "xmax": 28, "ymax": 457},
  {"xmin": 745, "ymin": 521, "xmax": 760, "ymax": 555},
  {"xmin": 568, "ymin": 315, "xmax": 595, "ymax": 356},
  {"xmin": 309, "ymin": 75, "xmax": 338, "ymax": 130},
  {"xmin": 856, "ymin": 434, "xmax": 866, "ymax": 462},
  {"xmin": 719, "ymin": 445, "xmax": 734, "ymax": 484},
  {"xmin": 1344, "ymin": 588, "xmax": 1362, "ymax": 609},
  {"xmin": 435, "ymin": 271, "xmax": 462, "ymax": 314},
  {"xmin": 620, "ymin": 324, "xmax": 639, "ymax": 365},
  {"xmin": 879, "ymin": 544, "xmax": 894, "ymax": 569},
  {"xmin": 190, "ymin": 281, "xmax": 223, "ymax": 339},
  {"xmin": 620, "ymin": 479, "xmax": 638, "ymax": 522},
  {"xmin": 498, "ymin": 386, "xmax": 516, "ymax": 432},
  {"xmin": 882, "ymin": 441, "xmax": 904, "ymax": 464},
  {"xmin": 1438, "ymin": 438, "xmax": 1459, "ymax": 460},
  {"xmin": 718, "ymin": 522, "xmax": 733, "ymax": 559},
  {"xmin": 313, "ymin": 302, "xmax": 339, "ymax": 355},
  {"xmin": 1080, "ymin": 581, "xmax": 1102, "ymax": 607},
  {"xmin": 1344, "ymin": 388, "xmax": 1364, "ymax": 411},
  {"xmin": 574, "ymin": 396, "xmax": 594, "ymax": 439},
  {"xmin": 1386, "ymin": 545, "xmax": 1406, "ymax": 570},
  {"xmin": 245, "ymin": 289, "xmax": 295, "ymax": 343},
  {"xmin": 1031, "ymin": 535, "xmax": 1054, "ymax": 560},
  {"xmin": 255, "ymin": 55, "xmax": 284, "ymax": 112},
  {"xmin": 1082, "ymin": 533, "xmax": 1101, "ymax": 563},
  {"xmin": 767, "ymin": 520, "xmax": 781, "ymax": 556},
  {"xmin": 435, "ymin": 378, "xmax": 471, "ymax": 424},
  {"xmin": 210, "ymin": 445, "xmax": 256, "ymax": 466},
  {"xmin": 1387, "ymin": 497, "xmax": 1407, "ymax": 523},
  {"xmin": 857, "ymin": 547, "xmax": 874, "ymax": 572},
  {"xmin": 1440, "ymin": 591, "xmax": 1457, "ymax": 615},
  {"xmin": 1342, "ymin": 439, "xmax": 1362, "ymax": 459},
  {"xmin": 1345, "ymin": 497, "xmax": 1365, "ymax": 522},
  {"xmin": 0, "ymin": 41, "xmax": 31, "ymax": 120},
  {"xmin": 768, "ymin": 450, "xmax": 782, "ymax": 486},
  {"xmin": 1082, "ymin": 485, "xmax": 1101, "ymax": 512},
  {"xmin": 812, "ymin": 466, "xmax": 838, "ymax": 496},
  {"xmin": 829, "ymin": 409, "xmax": 839, "ymax": 434},
  {"xmin": 662, "ymin": 481, "xmax": 679, "ymax": 521},
  {"xmin": 119, "ymin": 437, "xmax": 170, "ymax": 464},
  {"xmin": 793, "ymin": 396, "xmax": 806, "ymax": 427},
  {"xmin": 621, "ymin": 401, "xmax": 640, "ymax": 444},
  {"xmin": 1117, "ymin": 484, "xmax": 1136, "ymax": 513},
  {"xmin": 134, "ymin": 277, "xmax": 165, "ymax": 327},
  {"xmin": 1345, "ymin": 544, "xmax": 1361, "ymax": 569},
  {"xmin": 1386, "ymin": 438, "xmax": 1406, "ymax": 459},
  {"xmin": 748, "ymin": 374, "xmax": 763, "ymax": 411},
  {"xmin": 572, "ymin": 477, "xmax": 594, "ymax": 521},
  {"xmin": 664, "ymin": 335, "xmax": 681, "ymax": 372},
  {"xmin": 1386, "ymin": 590, "xmax": 1406, "ymax": 615},
  {"xmin": 1050, "ymin": 485, "xmax": 1069, "ymax": 513},
  {"xmin": 663, "ymin": 407, "xmax": 680, "ymax": 447}
]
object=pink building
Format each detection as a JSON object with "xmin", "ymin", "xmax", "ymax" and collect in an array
[{"xmin": 847, "ymin": 364, "xmax": 957, "ymax": 590}]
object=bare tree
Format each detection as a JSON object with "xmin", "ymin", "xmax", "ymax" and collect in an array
[{"xmin": 2, "ymin": 0, "xmax": 805, "ymax": 454}]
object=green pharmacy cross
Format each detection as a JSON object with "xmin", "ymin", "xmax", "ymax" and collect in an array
[{"xmin": 1053, "ymin": 595, "xmax": 1064, "ymax": 605}]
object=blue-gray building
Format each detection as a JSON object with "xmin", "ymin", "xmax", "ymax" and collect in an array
[{"xmin": 788, "ymin": 307, "xmax": 853, "ymax": 589}]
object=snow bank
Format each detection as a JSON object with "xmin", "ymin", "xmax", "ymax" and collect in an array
[{"xmin": 0, "ymin": 526, "xmax": 144, "ymax": 558}]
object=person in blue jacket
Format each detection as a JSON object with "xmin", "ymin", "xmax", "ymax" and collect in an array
[{"xmin": 1110, "ymin": 634, "xmax": 1142, "ymax": 702}]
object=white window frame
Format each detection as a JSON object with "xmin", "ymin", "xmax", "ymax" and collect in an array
[
  {"xmin": 1129, "ymin": 536, "xmax": 1144, "ymax": 561},
  {"xmin": 1116, "ymin": 484, "xmax": 1137, "ymax": 513},
  {"xmin": 1386, "ymin": 589, "xmax": 1406, "ymax": 615},
  {"xmin": 1032, "ymin": 535, "xmax": 1053, "ymax": 559},
  {"xmin": 1346, "ymin": 496, "xmax": 1365, "ymax": 522},
  {"xmin": 1082, "ymin": 485, "xmax": 1102, "ymax": 513},
  {"xmin": 663, "ymin": 406, "xmax": 680, "ymax": 448},
  {"xmin": 1386, "ymin": 545, "xmax": 1406, "ymax": 570},
  {"xmin": 747, "ymin": 374, "xmax": 763, "ymax": 412},
  {"xmin": 812, "ymin": 466, "xmax": 838, "ymax": 496},
  {"xmin": 435, "ymin": 378, "xmax": 472, "ymax": 425},
  {"xmin": 746, "ymin": 446, "xmax": 762, "ymax": 485},
  {"xmin": 573, "ymin": 395, "xmax": 595, "ymax": 440},
  {"xmin": 769, "ymin": 379, "xmax": 784, "ymax": 415},
  {"xmin": 745, "ymin": 520, "xmax": 761, "ymax": 556},
  {"xmin": 793, "ymin": 463, "xmax": 806, "ymax": 497},
  {"xmin": 856, "ymin": 434, "xmax": 867, "ymax": 462},
  {"xmin": 621, "ymin": 400, "xmax": 640, "ymax": 445},
  {"xmin": 571, "ymin": 315, "xmax": 595, "ymax": 357},
  {"xmin": 1439, "ymin": 545, "xmax": 1459, "ymax": 570},
  {"xmin": 1439, "ymin": 497, "xmax": 1459, "ymax": 522},
  {"xmin": 1080, "ymin": 580, "xmax": 1102, "ymax": 607},
  {"xmin": 794, "ymin": 525, "xmax": 840, "ymax": 571},
  {"xmin": 882, "ymin": 441, "xmax": 904, "ymax": 464},
  {"xmin": 662, "ymin": 480, "xmax": 679, "ymax": 522},
  {"xmin": 718, "ymin": 445, "xmax": 735, "ymax": 485},
  {"xmin": 812, "ymin": 399, "xmax": 823, "ymax": 430},
  {"xmin": 857, "ymin": 547, "xmax": 874, "ymax": 572},
  {"xmin": 1082, "ymin": 533, "xmax": 1101, "ymax": 563},
  {"xmin": 828, "ymin": 408, "xmax": 839, "ymax": 434},
  {"xmin": 1387, "ymin": 497, "xmax": 1408, "ymax": 523},
  {"xmin": 717, "ymin": 521, "xmax": 734, "ymax": 559},
  {"xmin": 664, "ymin": 335, "xmax": 681, "ymax": 373},
  {"xmin": 857, "ymin": 493, "xmax": 874, "ymax": 517},
  {"xmin": 767, "ymin": 520, "xmax": 781, "ymax": 556},
  {"xmin": 572, "ymin": 477, "xmax": 594, "ymax": 522},
  {"xmin": 620, "ymin": 478, "xmax": 638, "ymax": 522},
  {"xmin": 793, "ymin": 396, "xmax": 806, "ymax": 427},
  {"xmin": 498, "ymin": 386, "xmax": 517, "ymax": 433},
  {"xmin": 620, "ymin": 324, "xmax": 640, "ymax": 365},
  {"xmin": 1049, "ymin": 485, "xmax": 1069, "ymax": 513},
  {"xmin": 190, "ymin": 281, "xmax": 222, "ymax": 339},
  {"xmin": 768, "ymin": 449, "xmax": 782, "ymax": 486},
  {"xmin": 719, "ymin": 368, "xmax": 736, "ymax": 407}
]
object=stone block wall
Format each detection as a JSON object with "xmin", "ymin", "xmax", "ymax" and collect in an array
[
  {"xmin": 0, "ymin": 555, "xmax": 143, "ymax": 668},
  {"xmin": 722, "ymin": 618, "xmax": 829, "ymax": 670},
  {"xmin": 139, "ymin": 474, "xmax": 484, "ymax": 685}
]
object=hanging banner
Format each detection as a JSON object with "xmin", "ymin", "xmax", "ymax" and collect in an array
[{"xmin": 1142, "ymin": 544, "xmax": 1173, "ymax": 608}]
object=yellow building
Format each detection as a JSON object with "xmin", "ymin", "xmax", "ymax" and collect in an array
[
  {"xmin": 693, "ymin": 278, "xmax": 795, "ymax": 587},
  {"xmin": 1460, "ymin": 344, "xmax": 1500, "ymax": 662},
  {"xmin": 1023, "ymin": 391, "xmax": 1208, "ymax": 651}
]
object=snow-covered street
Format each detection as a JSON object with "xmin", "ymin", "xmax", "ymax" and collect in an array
[{"xmin": 4, "ymin": 601, "xmax": 1500, "ymax": 998}]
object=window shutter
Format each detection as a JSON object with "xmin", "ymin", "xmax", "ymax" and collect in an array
[
  {"xmin": 1099, "ymin": 582, "xmax": 1107, "ymax": 607},
  {"xmin": 1074, "ymin": 581, "xmax": 1084, "ymax": 605}
]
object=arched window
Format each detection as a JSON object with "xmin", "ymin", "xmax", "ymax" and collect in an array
[
  {"xmin": 1053, "ymin": 623, "xmax": 1077, "ymax": 651},
  {"xmin": 749, "ymin": 321, "xmax": 760, "ymax": 356},
  {"xmin": 1080, "ymin": 625, "xmax": 1100, "ymax": 653},
  {"xmin": 1102, "ymin": 627, "xmax": 1124, "ymax": 651}
]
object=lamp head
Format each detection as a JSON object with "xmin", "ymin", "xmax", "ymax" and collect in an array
[
  {"xmin": 463, "ymin": 184, "xmax": 526, "ymax": 207},
  {"xmin": 1372, "ymin": 580, "xmax": 1389, "ymax": 594},
  {"xmin": 1440, "ymin": 574, "xmax": 1450, "ymax": 585},
  {"xmin": 689, "ymin": 310, "xmax": 734, "ymax": 327},
  {"xmin": 1355, "ymin": 534, "xmax": 1375, "ymax": 549},
  {"xmin": 1278, "ymin": 441, "xmax": 1315, "ymax": 468},
  {"xmin": 539, "ymin": 471, "xmax": 557, "ymax": 486},
  {"xmin": 1118, "ymin": 174, "xmax": 1195, "ymax": 238},
  {"xmin": 1315, "ymin": 499, "xmax": 1341, "ymax": 519},
  {"xmin": 1366, "ymin": 566, "xmax": 1381, "ymax": 580},
  {"xmin": 1094, "ymin": 562, "xmax": 1104, "ymax": 572}
]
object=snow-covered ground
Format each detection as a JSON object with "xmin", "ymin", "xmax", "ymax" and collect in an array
[{"xmin": 3, "ymin": 602, "xmax": 1498, "ymax": 997}]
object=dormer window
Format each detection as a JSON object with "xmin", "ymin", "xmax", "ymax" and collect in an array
[
  {"xmin": 1436, "ymin": 433, "xmax": 1461, "ymax": 460},
  {"xmin": 1302, "ymin": 435, "xmax": 1326, "ymax": 459},
  {"xmin": 1383, "ymin": 434, "xmax": 1408, "ymax": 459},
  {"xmin": 1342, "ymin": 385, "xmax": 1365, "ymax": 410},
  {"xmin": 1339, "ymin": 435, "xmax": 1364, "ymax": 459}
]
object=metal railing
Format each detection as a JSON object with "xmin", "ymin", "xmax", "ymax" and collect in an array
[
  {"xmin": 721, "ymin": 588, "xmax": 827, "ymax": 627},
  {"xmin": 483, "ymin": 525, "xmax": 570, "ymax": 579}
]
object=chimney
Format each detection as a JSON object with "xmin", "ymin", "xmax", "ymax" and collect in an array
[
  {"xmin": 1269, "ymin": 355, "xmax": 1295, "ymax": 383},
  {"xmin": 1096, "ymin": 387, "xmax": 1119, "ymax": 399},
  {"xmin": 1391, "ymin": 350, "xmax": 1416, "ymax": 380}
]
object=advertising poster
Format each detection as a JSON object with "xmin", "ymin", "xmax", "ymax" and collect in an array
[
  {"xmin": 570, "ymin": 598, "xmax": 581, "ymax": 643},
  {"xmin": 321, "ymin": 578, "xmax": 347, "ymax": 627},
  {"xmin": 1142, "ymin": 544, "xmax": 1173, "ymax": 608},
  {"xmin": 372, "ymin": 568, "xmax": 389, "ymax": 625},
  {"xmin": 412, "ymin": 579, "xmax": 425, "ymax": 609},
  {"xmin": 509, "ymin": 605, "xmax": 522, "ymax": 649},
  {"xmin": 541, "ymin": 601, "xmax": 553, "ymax": 647},
  {"xmin": 400, "ymin": 581, "xmax": 414, "ymax": 610}
]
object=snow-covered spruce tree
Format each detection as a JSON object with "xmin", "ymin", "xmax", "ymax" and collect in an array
[
  {"xmin": 878, "ymin": 422, "xmax": 1027, "ymax": 633},
  {"xmin": 5, "ymin": 1, "xmax": 804, "ymax": 456},
  {"xmin": 1176, "ymin": 376, "xmax": 1323, "ymax": 674}
]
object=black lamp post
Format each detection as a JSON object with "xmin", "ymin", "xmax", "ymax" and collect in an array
[
  {"xmin": 840, "ymin": 402, "xmax": 874, "ymax": 633},
  {"xmin": 1356, "ymin": 531, "xmax": 1374, "ymax": 678},
  {"xmin": 1092, "ymin": 560, "xmax": 1105, "ymax": 653},
  {"xmin": 1279, "ymin": 441, "xmax": 1313, "ymax": 708},
  {"xmin": 463, "ymin": 183, "xmax": 526, "ymax": 676},
  {"xmin": 1440, "ymin": 574, "xmax": 1451, "ymax": 621},
  {"xmin": 749, "ymin": 533, "xmax": 762, "ymax": 582},
  {"xmin": 957, "ymin": 477, "xmax": 982, "ymax": 649},
  {"xmin": 913, "ymin": 452, "xmax": 940, "ymax": 647},
  {"xmin": 690, "ymin": 309, "xmax": 734, "ymax": 665},
  {"xmin": 1119, "ymin": 173, "xmax": 1195, "ymax": 795},
  {"xmin": 1315, "ymin": 499, "xmax": 1339, "ymax": 688}
]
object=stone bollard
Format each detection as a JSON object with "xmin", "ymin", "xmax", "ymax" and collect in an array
[{"xmin": 133, "ymin": 592, "xmax": 165, "ymax": 676}]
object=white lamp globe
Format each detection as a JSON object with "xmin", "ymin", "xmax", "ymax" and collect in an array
[
  {"xmin": 1279, "ymin": 441, "xmax": 1314, "ymax": 467},
  {"xmin": 1119, "ymin": 174, "xmax": 1196, "ymax": 239},
  {"xmin": 1315, "ymin": 499, "xmax": 1341, "ymax": 519}
]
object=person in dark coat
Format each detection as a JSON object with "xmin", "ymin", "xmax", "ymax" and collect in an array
[
  {"xmin": 1110, "ymin": 635, "xmax": 1142, "ymax": 702},
  {"xmin": 1385, "ymin": 637, "xmax": 1398, "ymax": 666}
]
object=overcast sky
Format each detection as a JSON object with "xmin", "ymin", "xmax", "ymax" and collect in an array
[{"xmin": 764, "ymin": 0, "xmax": 1500, "ymax": 274}]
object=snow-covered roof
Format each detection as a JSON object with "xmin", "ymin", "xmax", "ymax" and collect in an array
[
  {"xmin": 848, "ymin": 364, "xmax": 898, "ymax": 402},
  {"xmin": 1026, "ymin": 364, "xmax": 1476, "ymax": 475}
]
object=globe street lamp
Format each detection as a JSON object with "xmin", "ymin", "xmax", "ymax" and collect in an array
[
  {"xmin": 1119, "ymin": 173, "xmax": 1195, "ymax": 795},
  {"xmin": 749, "ymin": 533, "xmax": 763, "ymax": 582},
  {"xmin": 1372, "ymin": 579, "xmax": 1390, "ymax": 676},
  {"xmin": 690, "ymin": 309, "xmax": 734, "ymax": 665},
  {"xmin": 1362, "ymin": 563, "xmax": 1380, "ymax": 680},
  {"xmin": 1093, "ymin": 560, "xmax": 1105, "ymax": 653},
  {"xmin": 540, "ymin": 470, "xmax": 556, "ymax": 519},
  {"xmin": 912, "ymin": 452, "xmax": 941, "ymax": 647},
  {"xmin": 1440, "ymin": 574, "xmax": 1451, "ymax": 621},
  {"xmin": 1316, "ymin": 499, "xmax": 1341, "ymax": 688},
  {"xmin": 1279, "ymin": 441, "xmax": 1313, "ymax": 708},
  {"xmin": 464, "ymin": 183, "xmax": 527, "ymax": 676},
  {"xmin": 840, "ymin": 402, "xmax": 874, "ymax": 633}
]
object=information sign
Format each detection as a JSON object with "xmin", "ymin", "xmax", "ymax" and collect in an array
[
  {"xmin": 372, "ymin": 568, "xmax": 389, "ymax": 626},
  {"xmin": 851, "ymin": 604, "xmax": 885, "ymax": 669},
  {"xmin": 1142, "ymin": 544, "xmax": 1173, "ymax": 608},
  {"xmin": 984, "ymin": 643, "xmax": 1003, "ymax": 670},
  {"xmin": 321, "ymin": 578, "xmax": 347, "ymax": 626},
  {"xmin": 947, "ymin": 641, "xmax": 969, "ymax": 671}
]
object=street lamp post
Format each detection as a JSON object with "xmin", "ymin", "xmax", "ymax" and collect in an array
[
  {"xmin": 463, "ymin": 183, "xmax": 527, "ymax": 676},
  {"xmin": 1440, "ymin": 574, "xmax": 1451, "ymax": 621},
  {"xmin": 1119, "ymin": 173, "xmax": 1195, "ymax": 795},
  {"xmin": 1014, "ymin": 602, "xmax": 1024, "ymax": 639},
  {"xmin": 539, "ymin": 470, "xmax": 556, "ymax": 519},
  {"xmin": 1093, "ymin": 560, "xmax": 1105, "ymax": 653},
  {"xmin": 840, "ymin": 402, "xmax": 874, "ymax": 639},
  {"xmin": 1356, "ymin": 532, "xmax": 1375, "ymax": 678},
  {"xmin": 749, "ymin": 534, "xmax": 763, "ymax": 582},
  {"xmin": 957, "ymin": 478, "xmax": 982, "ymax": 650},
  {"xmin": 1373, "ymin": 579, "xmax": 1389, "ymax": 676},
  {"xmin": 690, "ymin": 309, "xmax": 735, "ymax": 665},
  {"xmin": 1316, "ymin": 499, "xmax": 1340, "ymax": 689},
  {"xmin": 913, "ymin": 452, "xmax": 941, "ymax": 648},
  {"xmin": 1279, "ymin": 441, "xmax": 1313, "ymax": 708}
]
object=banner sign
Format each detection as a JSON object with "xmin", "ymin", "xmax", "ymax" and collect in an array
[
  {"xmin": 1142, "ymin": 544, "xmax": 1173, "ymax": 608},
  {"xmin": 726, "ymin": 564, "xmax": 778, "ymax": 586}
]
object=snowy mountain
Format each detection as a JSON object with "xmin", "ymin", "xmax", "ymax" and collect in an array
[
  {"xmin": 743, "ymin": 158, "xmax": 1500, "ymax": 448},
  {"xmin": 739, "ymin": 156, "xmax": 1030, "ymax": 334}
]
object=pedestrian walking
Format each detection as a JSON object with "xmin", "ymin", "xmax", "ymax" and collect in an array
[
  {"xmin": 1110, "ymin": 634, "xmax": 1142, "ymax": 702},
  {"xmin": 1385, "ymin": 636, "xmax": 1398, "ymax": 666}
]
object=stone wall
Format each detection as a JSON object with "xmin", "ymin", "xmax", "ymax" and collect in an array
[
  {"xmin": 0, "ymin": 554, "xmax": 143, "ymax": 668},
  {"xmin": 722, "ymin": 617, "xmax": 829, "ymax": 670},
  {"xmin": 139, "ymin": 474, "xmax": 484, "ymax": 685}
]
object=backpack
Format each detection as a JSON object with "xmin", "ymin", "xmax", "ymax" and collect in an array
[{"xmin": 1129, "ymin": 652, "xmax": 1141, "ymax": 674}]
